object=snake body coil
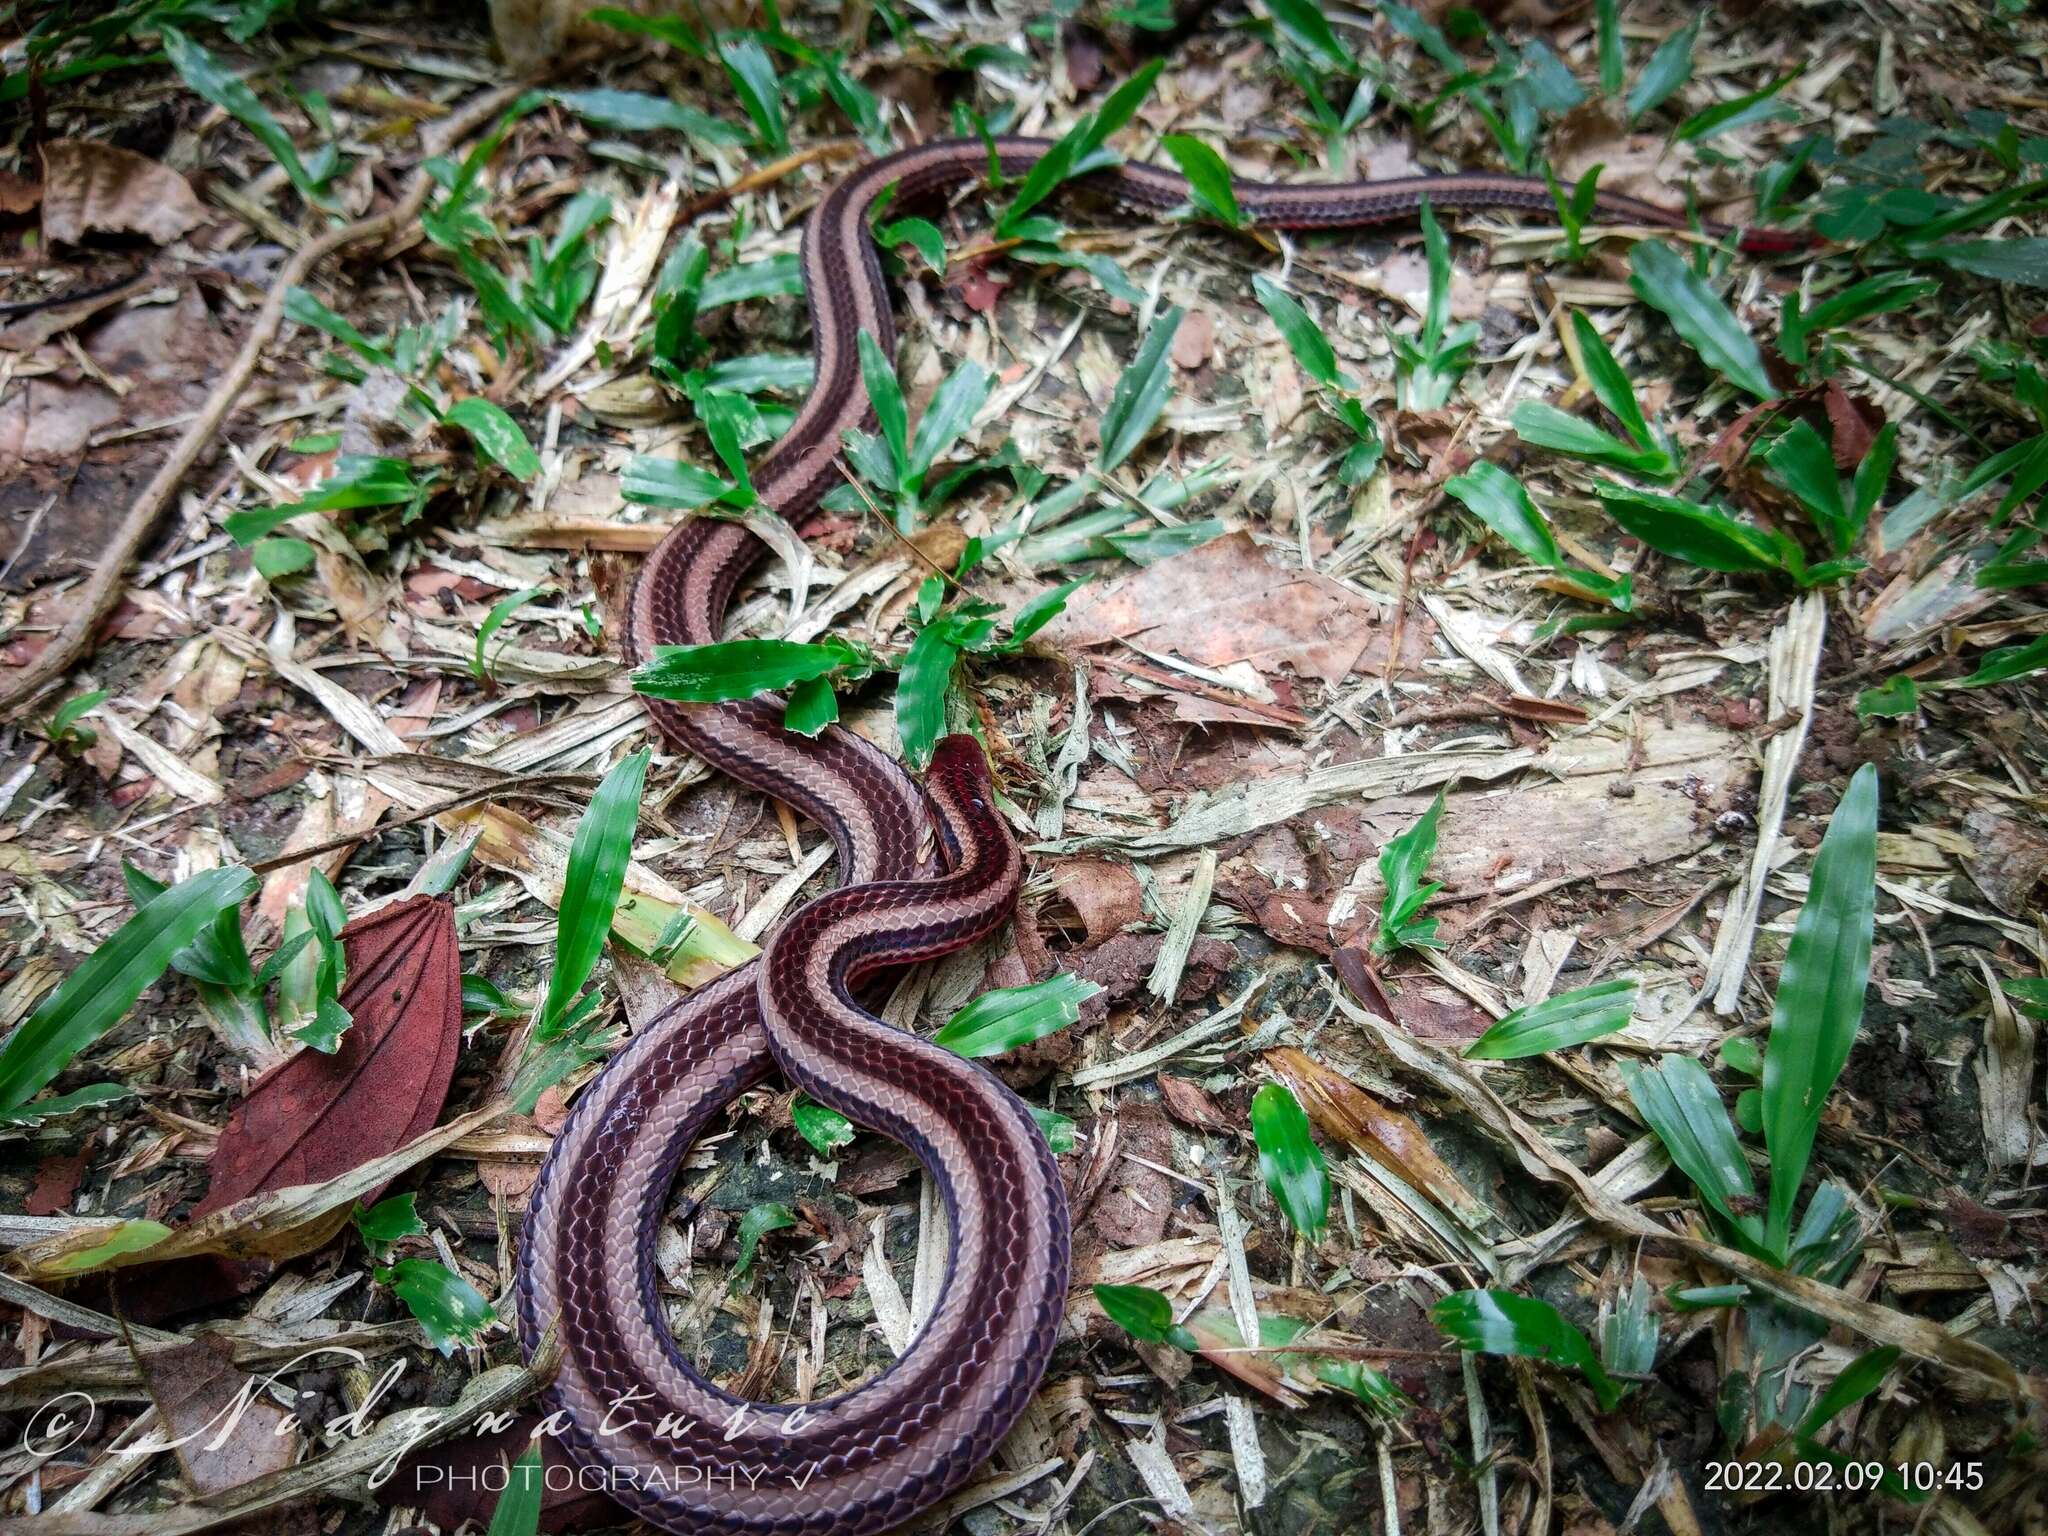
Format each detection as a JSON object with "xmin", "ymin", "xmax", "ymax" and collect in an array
[{"xmin": 517, "ymin": 137, "xmax": 1781, "ymax": 1534}]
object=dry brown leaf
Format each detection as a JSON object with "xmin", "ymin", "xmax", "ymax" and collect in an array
[
  {"xmin": 1043, "ymin": 530, "xmax": 1404, "ymax": 684},
  {"xmin": 1265, "ymin": 1046, "xmax": 1488, "ymax": 1229},
  {"xmin": 133, "ymin": 1334, "xmax": 298, "ymax": 1495},
  {"xmin": 40, "ymin": 140, "xmax": 206, "ymax": 246}
]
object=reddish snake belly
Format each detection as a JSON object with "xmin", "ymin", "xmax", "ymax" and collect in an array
[{"xmin": 516, "ymin": 137, "xmax": 1785, "ymax": 1534}]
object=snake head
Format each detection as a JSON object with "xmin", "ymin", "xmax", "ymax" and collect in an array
[{"xmin": 927, "ymin": 733, "xmax": 994, "ymax": 807}]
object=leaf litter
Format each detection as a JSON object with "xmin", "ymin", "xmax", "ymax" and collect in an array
[{"xmin": 1, "ymin": 2, "xmax": 2047, "ymax": 1535}]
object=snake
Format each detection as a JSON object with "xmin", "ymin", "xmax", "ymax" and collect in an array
[{"xmin": 515, "ymin": 136, "xmax": 1797, "ymax": 1535}]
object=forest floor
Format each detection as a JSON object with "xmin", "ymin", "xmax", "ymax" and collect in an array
[{"xmin": 1, "ymin": 2, "xmax": 2046, "ymax": 1535}]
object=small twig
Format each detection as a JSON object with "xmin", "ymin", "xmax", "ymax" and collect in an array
[
  {"xmin": 677, "ymin": 139, "xmax": 863, "ymax": 222},
  {"xmin": 0, "ymin": 79, "xmax": 536, "ymax": 720}
]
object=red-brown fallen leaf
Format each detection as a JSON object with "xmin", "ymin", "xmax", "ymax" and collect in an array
[
  {"xmin": 26, "ymin": 1150, "xmax": 88, "ymax": 1217},
  {"xmin": 1172, "ymin": 309, "xmax": 1216, "ymax": 369},
  {"xmin": 1044, "ymin": 530, "xmax": 1417, "ymax": 685},
  {"xmin": 109, "ymin": 897, "xmax": 463, "ymax": 1323},
  {"xmin": 1049, "ymin": 858, "xmax": 1145, "ymax": 948},
  {"xmin": 0, "ymin": 168, "xmax": 39, "ymax": 215},
  {"xmin": 1157, "ymin": 1073, "xmax": 1231, "ymax": 1135},
  {"xmin": 40, "ymin": 139, "xmax": 206, "ymax": 247},
  {"xmin": 1822, "ymin": 379, "xmax": 1886, "ymax": 468},
  {"xmin": 195, "ymin": 896, "xmax": 463, "ymax": 1215},
  {"xmin": 1264, "ymin": 1046, "xmax": 1487, "ymax": 1228},
  {"xmin": 134, "ymin": 1334, "xmax": 297, "ymax": 1494}
]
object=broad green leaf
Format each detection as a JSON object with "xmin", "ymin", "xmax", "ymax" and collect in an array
[
  {"xmin": 635, "ymin": 637, "xmax": 868, "ymax": 702},
  {"xmin": 1263, "ymin": 0, "xmax": 1354, "ymax": 72},
  {"xmin": 42, "ymin": 1220, "xmax": 173, "ymax": 1276},
  {"xmin": 551, "ymin": 88, "xmax": 742, "ymax": 143},
  {"xmin": 999, "ymin": 577, "xmax": 1089, "ymax": 652},
  {"xmin": 1762, "ymin": 763, "xmax": 1877, "ymax": 1255},
  {"xmin": 699, "ymin": 254, "xmax": 803, "ymax": 309},
  {"xmin": 1626, "ymin": 18, "xmax": 1699, "ymax": 122},
  {"xmin": 732, "ymin": 1202, "xmax": 797, "ymax": 1281},
  {"xmin": 47, "ymin": 688, "xmax": 110, "ymax": 742},
  {"xmin": 791, "ymin": 1098, "xmax": 854, "ymax": 1155},
  {"xmin": 1513, "ymin": 402, "xmax": 1668, "ymax": 475},
  {"xmin": 584, "ymin": 7, "xmax": 707, "ymax": 54},
  {"xmin": 1250, "ymin": 1082, "xmax": 1329, "ymax": 1239},
  {"xmin": 696, "ymin": 389, "xmax": 759, "ymax": 504},
  {"xmin": 1432, "ymin": 1289, "xmax": 1621, "ymax": 1412},
  {"xmin": 473, "ymin": 584, "xmax": 550, "ymax": 682},
  {"xmin": 1465, "ymin": 979, "xmax": 1639, "ymax": 1060},
  {"xmin": 1931, "ymin": 237, "xmax": 2048, "ymax": 287},
  {"xmin": 354, "ymin": 1192, "xmax": 425, "ymax": 1259},
  {"xmin": 463, "ymin": 974, "xmax": 519, "ymax": 1016},
  {"xmin": 2003, "ymin": 976, "xmax": 2048, "ymax": 1022},
  {"xmin": 0, "ymin": 866, "xmax": 256, "ymax": 1112},
  {"xmin": 1375, "ymin": 790, "xmax": 1446, "ymax": 954},
  {"xmin": 1764, "ymin": 419, "xmax": 1854, "ymax": 554},
  {"xmin": 877, "ymin": 215, "xmax": 945, "ymax": 271},
  {"xmin": 1573, "ymin": 311, "xmax": 1672, "ymax": 471},
  {"xmin": 1162, "ymin": 135, "xmax": 1245, "ymax": 228},
  {"xmin": 161, "ymin": 27, "xmax": 335, "ymax": 210},
  {"xmin": 782, "ymin": 676, "xmax": 838, "ymax": 737},
  {"xmin": 537, "ymin": 749, "xmax": 649, "ymax": 1038},
  {"xmin": 1032, "ymin": 1108, "xmax": 1077, "ymax": 1154},
  {"xmin": 857, "ymin": 330, "xmax": 909, "ymax": 483},
  {"xmin": 1623, "ymin": 1055, "xmax": 1762, "ymax": 1248},
  {"xmin": 1446, "ymin": 462, "xmax": 1563, "ymax": 569},
  {"xmin": 1667, "ymin": 1282, "xmax": 1750, "ymax": 1311},
  {"xmin": 906, "ymin": 360, "xmax": 993, "ymax": 487},
  {"xmin": 384, "ymin": 1258, "xmax": 495, "ymax": 1353},
  {"xmin": 934, "ymin": 973, "xmax": 1101, "ymax": 1057},
  {"xmin": 1595, "ymin": 0, "xmax": 1623, "ymax": 96},
  {"xmin": 689, "ymin": 353, "xmax": 812, "ymax": 396},
  {"xmin": 1098, "ymin": 306, "xmax": 1184, "ymax": 473},
  {"xmin": 0, "ymin": 1082, "xmax": 133, "ymax": 1127},
  {"xmin": 620, "ymin": 455, "xmax": 735, "ymax": 509},
  {"xmin": 486, "ymin": 1447, "xmax": 545, "ymax": 1536},
  {"xmin": 1852, "ymin": 423, "xmax": 1899, "ymax": 530},
  {"xmin": 445, "ymin": 398, "xmax": 540, "ymax": 481},
  {"xmin": 251, "ymin": 537, "xmax": 316, "ymax": 580},
  {"xmin": 1095, "ymin": 1283, "xmax": 1197, "ymax": 1349},
  {"xmin": 895, "ymin": 624, "xmax": 958, "ymax": 771},
  {"xmin": 1629, "ymin": 242, "xmax": 1776, "ymax": 400},
  {"xmin": 1082, "ymin": 62, "xmax": 1165, "ymax": 163},
  {"xmin": 1593, "ymin": 483, "xmax": 1789, "ymax": 575},
  {"xmin": 719, "ymin": 37, "xmax": 787, "ymax": 152}
]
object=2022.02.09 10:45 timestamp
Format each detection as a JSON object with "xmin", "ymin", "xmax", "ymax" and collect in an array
[{"xmin": 1703, "ymin": 1459, "xmax": 1986, "ymax": 1495}]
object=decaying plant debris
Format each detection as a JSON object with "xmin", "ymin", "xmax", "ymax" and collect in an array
[{"xmin": 2, "ymin": 1, "xmax": 2046, "ymax": 1534}]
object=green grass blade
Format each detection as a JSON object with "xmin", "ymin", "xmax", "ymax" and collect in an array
[
  {"xmin": 1252, "ymin": 274, "xmax": 1344, "ymax": 389},
  {"xmin": 1762, "ymin": 763, "xmax": 1878, "ymax": 1256},
  {"xmin": 473, "ymin": 584, "xmax": 550, "ymax": 682},
  {"xmin": 1098, "ymin": 306, "xmax": 1184, "ymax": 474},
  {"xmin": 1592, "ymin": 483, "xmax": 1789, "ymax": 575},
  {"xmin": 857, "ymin": 330, "xmax": 909, "ymax": 484},
  {"xmin": 1623, "ymin": 1055, "xmax": 1763, "ymax": 1248},
  {"xmin": 1626, "ymin": 18, "xmax": 1699, "ymax": 121},
  {"xmin": 894, "ymin": 624, "xmax": 958, "ymax": 771},
  {"xmin": 906, "ymin": 359, "xmax": 993, "ymax": 488},
  {"xmin": 0, "ymin": 866, "xmax": 256, "ymax": 1112},
  {"xmin": 485, "ymin": 1447, "xmax": 545, "ymax": 1536},
  {"xmin": 384, "ymin": 1258, "xmax": 496, "ymax": 1353},
  {"xmin": 537, "ymin": 749, "xmax": 650, "ymax": 1038}
]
